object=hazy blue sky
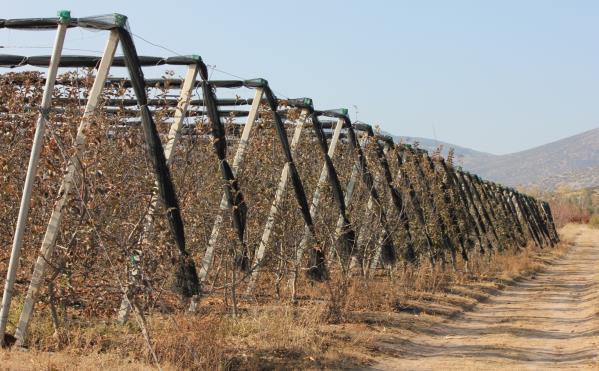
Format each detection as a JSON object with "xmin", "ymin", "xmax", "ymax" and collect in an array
[{"xmin": 2, "ymin": 1, "xmax": 598, "ymax": 154}]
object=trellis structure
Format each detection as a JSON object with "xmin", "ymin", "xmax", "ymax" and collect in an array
[{"xmin": 0, "ymin": 11, "xmax": 559, "ymax": 347}]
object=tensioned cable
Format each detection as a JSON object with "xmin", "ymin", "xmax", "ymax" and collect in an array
[
  {"xmin": 0, "ymin": 45, "xmax": 105, "ymax": 54},
  {"xmin": 1, "ymin": 33, "xmax": 292, "ymax": 99},
  {"xmin": 130, "ymin": 32, "xmax": 291, "ymax": 99}
]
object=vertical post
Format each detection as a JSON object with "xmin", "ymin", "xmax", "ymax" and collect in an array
[
  {"xmin": 245, "ymin": 109, "xmax": 309, "ymax": 293},
  {"xmin": 293, "ymin": 118, "xmax": 343, "ymax": 266},
  {"xmin": 452, "ymin": 167, "xmax": 491, "ymax": 252},
  {"xmin": 394, "ymin": 145, "xmax": 435, "ymax": 263},
  {"xmin": 286, "ymin": 117, "xmax": 346, "ymax": 294},
  {"xmin": 163, "ymin": 65, "xmax": 200, "ymax": 163},
  {"xmin": 337, "ymin": 125, "xmax": 397, "ymax": 275},
  {"xmin": 511, "ymin": 192, "xmax": 542, "ymax": 247},
  {"xmin": 480, "ymin": 181, "xmax": 518, "ymax": 247},
  {"xmin": 540, "ymin": 201, "xmax": 559, "ymax": 243},
  {"xmin": 197, "ymin": 88, "xmax": 264, "ymax": 282},
  {"xmin": 493, "ymin": 184, "xmax": 527, "ymax": 247},
  {"xmin": 440, "ymin": 160, "xmax": 483, "ymax": 249},
  {"xmin": 523, "ymin": 195, "xmax": 552, "ymax": 246},
  {"xmin": 14, "ymin": 28, "xmax": 119, "ymax": 347},
  {"xmin": 533, "ymin": 197, "xmax": 555, "ymax": 245},
  {"xmin": 326, "ymin": 134, "xmax": 367, "ymax": 263},
  {"xmin": 432, "ymin": 157, "xmax": 474, "ymax": 262},
  {"xmin": 462, "ymin": 172, "xmax": 501, "ymax": 248},
  {"xmin": 409, "ymin": 149, "xmax": 456, "ymax": 264},
  {"xmin": 118, "ymin": 62, "xmax": 199, "ymax": 323},
  {"xmin": 368, "ymin": 142, "xmax": 413, "ymax": 273},
  {"xmin": 0, "ymin": 13, "xmax": 70, "ymax": 346}
]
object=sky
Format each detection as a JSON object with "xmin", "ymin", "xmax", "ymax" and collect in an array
[{"xmin": 2, "ymin": 0, "xmax": 598, "ymax": 155}]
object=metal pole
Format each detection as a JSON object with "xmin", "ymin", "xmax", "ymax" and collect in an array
[
  {"xmin": 14, "ymin": 28, "xmax": 119, "ymax": 347},
  {"xmin": 0, "ymin": 14, "xmax": 69, "ymax": 346},
  {"xmin": 293, "ymin": 118, "xmax": 343, "ymax": 266},
  {"xmin": 246, "ymin": 109, "xmax": 309, "ymax": 293},
  {"xmin": 197, "ymin": 88, "xmax": 264, "ymax": 282},
  {"xmin": 118, "ymin": 63, "xmax": 199, "ymax": 323}
]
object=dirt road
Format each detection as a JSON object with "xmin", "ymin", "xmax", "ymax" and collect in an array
[{"xmin": 374, "ymin": 226, "xmax": 599, "ymax": 370}]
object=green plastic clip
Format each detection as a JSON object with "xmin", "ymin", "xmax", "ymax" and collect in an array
[
  {"xmin": 188, "ymin": 54, "xmax": 202, "ymax": 62},
  {"xmin": 57, "ymin": 10, "xmax": 71, "ymax": 23},
  {"xmin": 303, "ymin": 98, "xmax": 313, "ymax": 107},
  {"xmin": 114, "ymin": 13, "xmax": 128, "ymax": 27},
  {"xmin": 340, "ymin": 108, "xmax": 349, "ymax": 116},
  {"xmin": 256, "ymin": 78, "xmax": 267, "ymax": 86}
]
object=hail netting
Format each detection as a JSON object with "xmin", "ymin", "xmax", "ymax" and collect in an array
[
  {"xmin": 438, "ymin": 157, "xmax": 483, "ymax": 255},
  {"xmin": 346, "ymin": 121, "xmax": 397, "ymax": 267},
  {"xmin": 369, "ymin": 135, "xmax": 410, "ymax": 265},
  {"xmin": 262, "ymin": 86, "xmax": 327, "ymax": 281},
  {"xmin": 201, "ymin": 80, "xmax": 250, "ymax": 270},
  {"xmin": 0, "ymin": 13, "xmax": 564, "ymax": 355},
  {"xmin": 392, "ymin": 145, "xmax": 429, "ymax": 263},
  {"xmin": 426, "ymin": 153, "xmax": 468, "ymax": 262},
  {"xmin": 116, "ymin": 26, "xmax": 199, "ymax": 297},
  {"xmin": 0, "ymin": 71, "xmax": 166, "ymax": 315},
  {"xmin": 310, "ymin": 113, "xmax": 356, "ymax": 262}
]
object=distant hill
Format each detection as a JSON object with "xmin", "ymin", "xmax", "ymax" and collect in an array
[{"xmin": 389, "ymin": 127, "xmax": 599, "ymax": 191}]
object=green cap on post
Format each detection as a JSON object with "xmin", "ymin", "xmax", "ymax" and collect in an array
[
  {"xmin": 57, "ymin": 10, "xmax": 71, "ymax": 23},
  {"xmin": 303, "ymin": 98, "xmax": 313, "ymax": 107},
  {"xmin": 188, "ymin": 54, "xmax": 203, "ymax": 62},
  {"xmin": 114, "ymin": 13, "xmax": 128, "ymax": 27},
  {"xmin": 340, "ymin": 108, "xmax": 349, "ymax": 116}
]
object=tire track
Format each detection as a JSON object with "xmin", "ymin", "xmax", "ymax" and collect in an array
[{"xmin": 373, "ymin": 226, "xmax": 599, "ymax": 370}]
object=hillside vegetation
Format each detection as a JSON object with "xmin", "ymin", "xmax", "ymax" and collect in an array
[{"xmin": 396, "ymin": 127, "xmax": 599, "ymax": 191}]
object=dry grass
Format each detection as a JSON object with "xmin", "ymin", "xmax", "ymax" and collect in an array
[
  {"xmin": 1, "ymin": 228, "xmax": 573, "ymax": 370},
  {"xmin": 560, "ymin": 223, "xmax": 587, "ymax": 242},
  {"xmin": 0, "ymin": 64, "xmax": 569, "ymax": 370}
]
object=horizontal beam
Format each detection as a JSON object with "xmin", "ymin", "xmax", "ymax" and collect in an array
[
  {"xmin": 0, "ymin": 14, "xmax": 128, "ymax": 31},
  {"xmin": 0, "ymin": 54, "xmax": 207, "ymax": 69}
]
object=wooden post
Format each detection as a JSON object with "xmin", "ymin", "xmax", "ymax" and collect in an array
[
  {"xmin": 329, "ymin": 135, "xmax": 367, "ymax": 262},
  {"xmin": 452, "ymin": 167, "xmax": 491, "ymax": 252},
  {"xmin": 245, "ymin": 109, "xmax": 309, "ymax": 293},
  {"xmin": 333, "ymin": 125, "xmax": 397, "ymax": 275},
  {"xmin": 493, "ymin": 184, "xmax": 527, "ymax": 247},
  {"xmin": 533, "ymin": 197, "xmax": 555, "ymax": 246},
  {"xmin": 282, "ymin": 117, "xmax": 345, "ymax": 294},
  {"xmin": 476, "ymin": 178, "xmax": 516, "ymax": 249},
  {"xmin": 432, "ymin": 157, "xmax": 475, "ymax": 262},
  {"xmin": 438, "ymin": 159, "xmax": 483, "ymax": 250},
  {"xmin": 0, "ymin": 17, "xmax": 69, "ymax": 346},
  {"xmin": 510, "ymin": 191, "xmax": 542, "ymax": 247},
  {"xmin": 197, "ymin": 88, "xmax": 264, "ymax": 282},
  {"xmin": 461, "ymin": 172, "xmax": 501, "ymax": 248},
  {"xmin": 370, "ymin": 139, "xmax": 419, "ymax": 273},
  {"xmin": 13, "ymin": 28, "xmax": 119, "ymax": 347},
  {"xmin": 480, "ymin": 181, "xmax": 519, "ymax": 247},
  {"xmin": 393, "ymin": 145, "xmax": 436, "ymax": 264},
  {"xmin": 292, "ymin": 118, "xmax": 344, "ymax": 265},
  {"xmin": 523, "ymin": 195, "xmax": 552, "ymax": 246},
  {"xmin": 118, "ymin": 63, "xmax": 200, "ymax": 323},
  {"xmin": 368, "ymin": 143, "xmax": 413, "ymax": 273},
  {"xmin": 355, "ymin": 191, "xmax": 376, "ymax": 272},
  {"xmin": 415, "ymin": 154, "xmax": 457, "ymax": 269},
  {"xmin": 542, "ymin": 201, "xmax": 560, "ymax": 243},
  {"xmin": 408, "ymin": 149, "xmax": 455, "ymax": 264}
]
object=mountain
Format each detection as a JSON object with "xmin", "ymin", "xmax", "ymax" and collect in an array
[
  {"xmin": 389, "ymin": 127, "xmax": 599, "ymax": 191},
  {"xmin": 390, "ymin": 136, "xmax": 499, "ymax": 170}
]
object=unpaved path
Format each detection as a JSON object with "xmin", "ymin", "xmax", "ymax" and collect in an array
[{"xmin": 374, "ymin": 226, "xmax": 599, "ymax": 370}]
